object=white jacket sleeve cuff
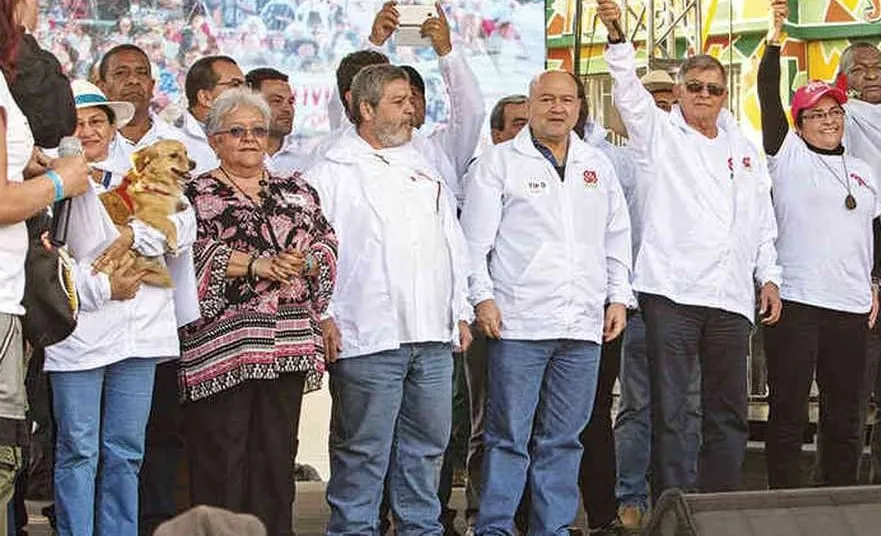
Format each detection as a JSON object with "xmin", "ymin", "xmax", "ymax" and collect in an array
[
  {"xmin": 73, "ymin": 261, "xmax": 111, "ymax": 312},
  {"xmin": 756, "ymin": 266, "xmax": 783, "ymax": 288}
]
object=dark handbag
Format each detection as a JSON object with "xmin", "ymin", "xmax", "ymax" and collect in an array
[{"xmin": 21, "ymin": 210, "xmax": 77, "ymax": 349}]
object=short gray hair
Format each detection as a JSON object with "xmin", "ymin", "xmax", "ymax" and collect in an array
[
  {"xmin": 349, "ymin": 64, "xmax": 410, "ymax": 125},
  {"xmin": 490, "ymin": 94, "xmax": 528, "ymax": 131},
  {"xmin": 677, "ymin": 55, "xmax": 728, "ymax": 85},
  {"xmin": 839, "ymin": 42, "xmax": 881, "ymax": 76},
  {"xmin": 205, "ymin": 88, "xmax": 271, "ymax": 135}
]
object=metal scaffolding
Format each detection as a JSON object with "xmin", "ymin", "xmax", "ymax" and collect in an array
[{"xmin": 628, "ymin": 0, "xmax": 704, "ymax": 69}]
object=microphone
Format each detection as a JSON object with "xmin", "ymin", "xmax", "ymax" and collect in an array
[{"xmin": 49, "ymin": 136, "xmax": 83, "ymax": 247}]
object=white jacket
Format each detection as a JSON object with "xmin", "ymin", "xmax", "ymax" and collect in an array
[
  {"xmin": 306, "ymin": 129, "xmax": 471, "ymax": 359},
  {"xmin": 109, "ymin": 129, "xmax": 201, "ymax": 327},
  {"xmin": 327, "ymin": 48, "xmax": 485, "ymax": 206},
  {"xmin": 461, "ymin": 128, "xmax": 633, "ymax": 343},
  {"xmin": 605, "ymin": 42, "xmax": 781, "ymax": 321},
  {"xmin": 845, "ymin": 99, "xmax": 881, "ymax": 175},
  {"xmin": 44, "ymin": 153, "xmax": 197, "ymax": 371},
  {"xmin": 175, "ymin": 111, "xmax": 219, "ymax": 176}
]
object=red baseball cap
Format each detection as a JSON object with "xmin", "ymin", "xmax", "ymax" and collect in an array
[{"xmin": 790, "ymin": 80, "xmax": 848, "ymax": 121}]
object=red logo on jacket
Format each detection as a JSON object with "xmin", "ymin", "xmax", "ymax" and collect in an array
[
  {"xmin": 851, "ymin": 173, "xmax": 867, "ymax": 188},
  {"xmin": 742, "ymin": 156, "xmax": 752, "ymax": 171},
  {"xmin": 583, "ymin": 169, "xmax": 599, "ymax": 188}
]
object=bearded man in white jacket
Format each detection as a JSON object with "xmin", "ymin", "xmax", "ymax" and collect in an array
[
  {"xmin": 460, "ymin": 70, "xmax": 632, "ymax": 535},
  {"xmin": 597, "ymin": 0, "xmax": 782, "ymax": 497},
  {"xmin": 307, "ymin": 64, "xmax": 473, "ymax": 536}
]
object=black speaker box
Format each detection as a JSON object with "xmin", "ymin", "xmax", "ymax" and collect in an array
[{"xmin": 646, "ymin": 486, "xmax": 881, "ymax": 536}]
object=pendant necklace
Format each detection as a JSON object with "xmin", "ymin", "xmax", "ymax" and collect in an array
[
  {"xmin": 816, "ymin": 154, "xmax": 856, "ymax": 210},
  {"xmin": 219, "ymin": 166, "xmax": 268, "ymax": 204}
]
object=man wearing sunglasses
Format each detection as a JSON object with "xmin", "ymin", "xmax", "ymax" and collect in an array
[
  {"xmin": 597, "ymin": 0, "xmax": 782, "ymax": 497},
  {"xmin": 176, "ymin": 55, "xmax": 245, "ymax": 175}
]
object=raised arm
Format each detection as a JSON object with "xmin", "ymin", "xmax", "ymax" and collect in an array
[
  {"xmin": 597, "ymin": 1, "xmax": 663, "ymax": 159},
  {"xmin": 758, "ymin": 0, "xmax": 791, "ymax": 156},
  {"xmin": 425, "ymin": 3, "xmax": 485, "ymax": 180}
]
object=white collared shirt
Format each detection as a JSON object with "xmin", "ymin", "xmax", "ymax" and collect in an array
[
  {"xmin": 174, "ymin": 111, "xmax": 219, "ymax": 176},
  {"xmin": 605, "ymin": 42, "xmax": 781, "ymax": 321},
  {"xmin": 265, "ymin": 134, "xmax": 309, "ymax": 178}
]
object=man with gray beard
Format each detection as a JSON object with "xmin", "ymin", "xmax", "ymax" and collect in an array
[{"xmin": 307, "ymin": 64, "xmax": 474, "ymax": 535}]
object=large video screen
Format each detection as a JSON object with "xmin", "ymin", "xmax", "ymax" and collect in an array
[{"xmin": 39, "ymin": 0, "xmax": 545, "ymax": 147}]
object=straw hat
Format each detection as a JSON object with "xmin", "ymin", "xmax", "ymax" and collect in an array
[
  {"xmin": 70, "ymin": 79, "xmax": 135, "ymax": 128},
  {"xmin": 640, "ymin": 70, "xmax": 675, "ymax": 93}
]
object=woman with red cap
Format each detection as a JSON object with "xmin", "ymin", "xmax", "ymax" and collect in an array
[{"xmin": 758, "ymin": 0, "xmax": 880, "ymax": 489}]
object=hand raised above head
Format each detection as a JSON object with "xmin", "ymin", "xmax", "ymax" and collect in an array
[
  {"xmin": 596, "ymin": 0, "xmax": 623, "ymax": 40},
  {"xmin": 768, "ymin": 0, "xmax": 789, "ymax": 43},
  {"xmin": 420, "ymin": 2, "xmax": 452, "ymax": 57},
  {"xmin": 369, "ymin": 1, "xmax": 400, "ymax": 47}
]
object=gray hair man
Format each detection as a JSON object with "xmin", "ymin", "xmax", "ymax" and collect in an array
[
  {"xmin": 597, "ymin": 0, "xmax": 782, "ymax": 497},
  {"xmin": 489, "ymin": 94, "xmax": 528, "ymax": 144},
  {"xmin": 306, "ymin": 64, "xmax": 473, "ymax": 535}
]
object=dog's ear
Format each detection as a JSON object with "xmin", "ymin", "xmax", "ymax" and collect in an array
[{"xmin": 132, "ymin": 147, "xmax": 155, "ymax": 172}]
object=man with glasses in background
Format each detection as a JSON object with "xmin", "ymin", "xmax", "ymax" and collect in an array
[
  {"xmin": 176, "ymin": 55, "xmax": 245, "ymax": 175},
  {"xmin": 597, "ymin": 0, "xmax": 782, "ymax": 497}
]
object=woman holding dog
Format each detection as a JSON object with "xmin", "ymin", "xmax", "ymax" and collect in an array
[
  {"xmin": 180, "ymin": 88, "xmax": 337, "ymax": 536},
  {"xmin": 43, "ymin": 80, "xmax": 197, "ymax": 536}
]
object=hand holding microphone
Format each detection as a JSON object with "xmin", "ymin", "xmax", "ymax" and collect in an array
[{"xmin": 49, "ymin": 136, "xmax": 89, "ymax": 247}]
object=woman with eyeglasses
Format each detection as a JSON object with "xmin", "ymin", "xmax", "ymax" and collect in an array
[
  {"xmin": 180, "ymin": 88, "xmax": 337, "ymax": 535},
  {"xmin": 758, "ymin": 0, "xmax": 880, "ymax": 489}
]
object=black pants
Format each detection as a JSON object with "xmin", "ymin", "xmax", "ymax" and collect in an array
[
  {"xmin": 578, "ymin": 333, "xmax": 623, "ymax": 530},
  {"xmin": 641, "ymin": 293, "xmax": 751, "ymax": 497},
  {"xmin": 764, "ymin": 301, "xmax": 867, "ymax": 488},
  {"xmin": 186, "ymin": 373, "xmax": 306, "ymax": 536},
  {"xmin": 139, "ymin": 361, "xmax": 185, "ymax": 535}
]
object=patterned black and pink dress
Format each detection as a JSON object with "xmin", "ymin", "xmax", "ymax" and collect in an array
[{"xmin": 180, "ymin": 171, "xmax": 338, "ymax": 402}]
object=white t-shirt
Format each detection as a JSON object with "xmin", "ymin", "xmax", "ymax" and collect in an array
[
  {"xmin": 769, "ymin": 131, "xmax": 881, "ymax": 313},
  {"xmin": 0, "ymin": 74, "xmax": 34, "ymax": 315},
  {"xmin": 695, "ymin": 127, "xmax": 734, "ymax": 185}
]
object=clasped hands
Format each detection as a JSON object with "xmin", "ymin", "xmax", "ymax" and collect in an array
[{"xmin": 251, "ymin": 249, "xmax": 318, "ymax": 283}]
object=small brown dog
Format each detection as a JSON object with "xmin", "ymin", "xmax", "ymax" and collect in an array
[{"xmin": 98, "ymin": 140, "xmax": 195, "ymax": 288}]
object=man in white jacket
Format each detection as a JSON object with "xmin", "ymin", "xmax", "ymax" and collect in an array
[
  {"xmin": 837, "ymin": 42, "xmax": 881, "ymax": 483},
  {"xmin": 597, "ymin": 0, "xmax": 782, "ymax": 496},
  {"xmin": 460, "ymin": 70, "xmax": 632, "ymax": 535},
  {"xmin": 307, "ymin": 64, "xmax": 473, "ymax": 536}
]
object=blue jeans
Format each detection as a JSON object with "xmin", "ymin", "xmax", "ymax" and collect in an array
[
  {"xmin": 51, "ymin": 357, "xmax": 160, "ymax": 536},
  {"xmin": 476, "ymin": 339, "xmax": 601, "ymax": 536},
  {"xmin": 614, "ymin": 312, "xmax": 702, "ymax": 509},
  {"xmin": 326, "ymin": 343, "xmax": 453, "ymax": 536}
]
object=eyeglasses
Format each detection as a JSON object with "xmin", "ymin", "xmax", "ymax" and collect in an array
[
  {"xmin": 684, "ymin": 80, "xmax": 726, "ymax": 97},
  {"xmin": 801, "ymin": 108, "xmax": 846, "ymax": 122},
  {"xmin": 216, "ymin": 79, "xmax": 244, "ymax": 89},
  {"xmin": 215, "ymin": 126, "xmax": 269, "ymax": 139},
  {"xmin": 76, "ymin": 117, "xmax": 110, "ymax": 130}
]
